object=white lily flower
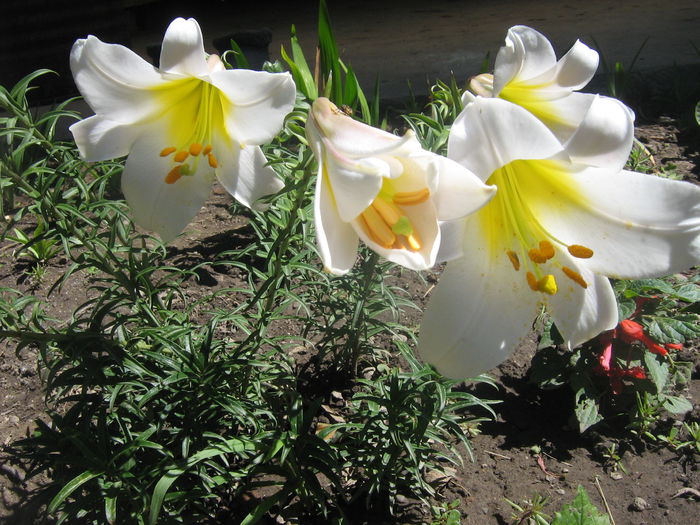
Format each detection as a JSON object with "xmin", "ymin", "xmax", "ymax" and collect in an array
[
  {"xmin": 69, "ymin": 17, "xmax": 296, "ymax": 241},
  {"xmin": 468, "ymin": 25, "xmax": 634, "ymax": 172},
  {"xmin": 418, "ymin": 97, "xmax": 700, "ymax": 379},
  {"xmin": 306, "ymin": 98, "xmax": 495, "ymax": 275}
]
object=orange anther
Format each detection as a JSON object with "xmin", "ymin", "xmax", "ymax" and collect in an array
[
  {"xmin": 539, "ymin": 240, "xmax": 555, "ymax": 260},
  {"xmin": 160, "ymin": 146, "xmax": 176, "ymax": 157},
  {"xmin": 393, "ymin": 188, "xmax": 430, "ymax": 206},
  {"xmin": 506, "ymin": 250, "xmax": 520, "ymax": 271},
  {"xmin": 164, "ymin": 165, "xmax": 182, "ymax": 184},
  {"xmin": 528, "ymin": 248, "xmax": 547, "ymax": 264},
  {"xmin": 174, "ymin": 150, "xmax": 189, "ymax": 163},
  {"xmin": 189, "ymin": 143, "xmax": 203, "ymax": 156},
  {"xmin": 568, "ymin": 244, "xmax": 593, "ymax": 259},
  {"xmin": 562, "ymin": 266, "xmax": 587, "ymax": 288},
  {"xmin": 526, "ymin": 272, "xmax": 538, "ymax": 291},
  {"xmin": 202, "ymin": 144, "xmax": 213, "ymax": 156},
  {"xmin": 207, "ymin": 153, "xmax": 218, "ymax": 168}
]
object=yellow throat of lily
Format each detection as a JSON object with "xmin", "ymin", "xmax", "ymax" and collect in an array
[
  {"xmin": 155, "ymin": 56, "xmax": 228, "ymax": 185},
  {"xmin": 481, "ymin": 159, "xmax": 594, "ymax": 295}
]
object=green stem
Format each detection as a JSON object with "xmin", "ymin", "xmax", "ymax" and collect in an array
[
  {"xmin": 347, "ymin": 251, "xmax": 380, "ymax": 375},
  {"xmin": 240, "ymin": 166, "xmax": 313, "ymax": 349}
]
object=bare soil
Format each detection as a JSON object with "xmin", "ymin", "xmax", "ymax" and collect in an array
[{"xmin": 1, "ymin": 118, "xmax": 699, "ymax": 524}]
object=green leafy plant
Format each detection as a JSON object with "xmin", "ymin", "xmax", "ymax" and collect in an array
[{"xmin": 532, "ymin": 275, "xmax": 698, "ymax": 434}]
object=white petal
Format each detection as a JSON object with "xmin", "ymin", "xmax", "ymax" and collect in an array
[
  {"xmin": 69, "ymin": 115, "xmax": 140, "ymax": 161},
  {"xmin": 547, "ymin": 265, "xmax": 618, "ymax": 348},
  {"xmin": 211, "ymin": 70, "xmax": 296, "ymax": 145},
  {"xmin": 436, "ymin": 219, "xmax": 466, "ymax": 262},
  {"xmin": 565, "ymin": 95, "xmax": 634, "ymax": 172},
  {"xmin": 448, "ymin": 98, "xmax": 564, "ymax": 179},
  {"xmin": 322, "ymin": 141, "xmax": 385, "ymax": 222},
  {"xmin": 354, "ymin": 199, "xmax": 440, "ymax": 271},
  {"xmin": 159, "ymin": 18, "xmax": 207, "ymax": 77},
  {"xmin": 314, "ymin": 172, "xmax": 359, "ymax": 274},
  {"xmin": 215, "ymin": 142, "xmax": 283, "ymax": 210},
  {"xmin": 121, "ymin": 125, "xmax": 212, "ymax": 242},
  {"xmin": 310, "ymin": 97, "xmax": 412, "ymax": 157},
  {"xmin": 70, "ymin": 37, "xmax": 165, "ymax": 124},
  {"xmin": 427, "ymin": 155, "xmax": 496, "ymax": 221},
  {"xmin": 537, "ymin": 166, "xmax": 700, "ymax": 278},
  {"xmin": 493, "ymin": 26, "xmax": 557, "ymax": 96},
  {"xmin": 550, "ymin": 40, "xmax": 598, "ymax": 90},
  {"xmin": 418, "ymin": 218, "xmax": 540, "ymax": 378},
  {"xmin": 517, "ymin": 91, "xmax": 594, "ymax": 143}
]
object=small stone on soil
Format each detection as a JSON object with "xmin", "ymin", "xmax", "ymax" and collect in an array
[{"xmin": 630, "ymin": 497, "xmax": 649, "ymax": 511}]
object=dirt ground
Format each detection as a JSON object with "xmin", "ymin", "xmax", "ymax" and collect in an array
[{"xmin": 1, "ymin": 116, "xmax": 699, "ymax": 524}]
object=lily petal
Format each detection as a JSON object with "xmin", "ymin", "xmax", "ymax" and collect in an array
[
  {"xmin": 121, "ymin": 125, "xmax": 213, "ymax": 242},
  {"xmin": 310, "ymin": 97, "xmax": 412, "ymax": 156},
  {"xmin": 436, "ymin": 219, "xmax": 467, "ymax": 263},
  {"xmin": 448, "ymin": 97, "xmax": 563, "ymax": 180},
  {"xmin": 70, "ymin": 37, "xmax": 164, "ymax": 124},
  {"xmin": 549, "ymin": 39, "xmax": 599, "ymax": 90},
  {"xmin": 565, "ymin": 95, "xmax": 634, "ymax": 172},
  {"xmin": 418, "ymin": 219, "xmax": 540, "ymax": 378},
  {"xmin": 428, "ymin": 156, "xmax": 496, "ymax": 221},
  {"xmin": 314, "ymin": 172, "xmax": 360, "ymax": 274},
  {"xmin": 322, "ymin": 144, "xmax": 386, "ymax": 222},
  {"xmin": 493, "ymin": 25, "xmax": 557, "ymax": 96},
  {"xmin": 215, "ymin": 141, "xmax": 284, "ymax": 210},
  {"xmin": 69, "ymin": 115, "xmax": 140, "ymax": 161},
  {"xmin": 159, "ymin": 18, "xmax": 207, "ymax": 77},
  {"xmin": 210, "ymin": 69, "xmax": 296, "ymax": 145},
  {"xmin": 535, "ymin": 166, "xmax": 700, "ymax": 278},
  {"xmin": 547, "ymin": 266, "xmax": 618, "ymax": 349}
]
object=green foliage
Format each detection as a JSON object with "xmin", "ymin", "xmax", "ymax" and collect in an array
[
  {"xmin": 532, "ymin": 275, "xmax": 698, "ymax": 434},
  {"xmin": 507, "ymin": 487, "xmax": 610, "ymax": 525},
  {"xmin": 0, "ymin": 4, "xmax": 496, "ymax": 523},
  {"xmin": 551, "ymin": 486, "xmax": 610, "ymax": 525},
  {"xmin": 429, "ymin": 500, "xmax": 461, "ymax": 525}
]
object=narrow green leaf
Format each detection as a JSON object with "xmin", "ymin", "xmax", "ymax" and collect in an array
[
  {"xmin": 47, "ymin": 470, "xmax": 101, "ymax": 514},
  {"xmin": 229, "ymin": 39, "xmax": 251, "ymax": 69}
]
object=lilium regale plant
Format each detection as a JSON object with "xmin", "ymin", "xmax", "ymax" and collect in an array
[
  {"xmin": 306, "ymin": 97, "xmax": 495, "ymax": 274},
  {"xmin": 418, "ymin": 96, "xmax": 700, "ymax": 378},
  {"xmin": 70, "ymin": 17, "xmax": 296, "ymax": 241},
  {"xmin": 468, "ymin": 25, "xmax": 634, "ymax": 171}
]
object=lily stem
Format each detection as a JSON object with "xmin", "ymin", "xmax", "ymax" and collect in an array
[{"xmin": 347, "ymin": 251, "xmax": 380, "ymax": 376}]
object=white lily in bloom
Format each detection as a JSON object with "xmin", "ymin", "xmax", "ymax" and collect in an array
[
  {"xmin": 418, "ymin": 97, "xmax": 700, "ymax": 379},
  {"xmin": 306, "ymin": 98, "xmax": 495, "ymax": 274},
  {"xmin": 69, "ymin": 18, "xmax": 296, "ymax": 241},
  {"xmin": 468, "ymin": 25, "xmax": 634, "ymax": 171}
]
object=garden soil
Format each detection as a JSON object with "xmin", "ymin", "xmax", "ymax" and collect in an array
[{"xmin": 1, "ymin": 118, "xmax": 699, "ymax": 524}]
